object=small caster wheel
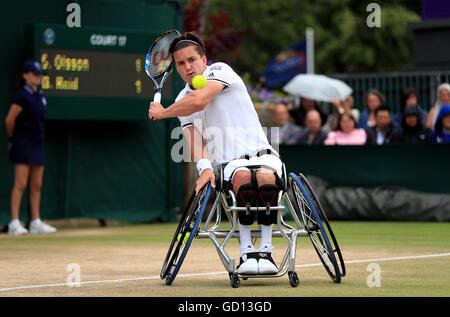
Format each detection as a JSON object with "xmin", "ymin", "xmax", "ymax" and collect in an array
[
  {"xmin": 229, "ymin": 273, "xmax": 240, "ymax": 288},
  {"xmin": 165, "ymin": 273, "xmax": 173, "ymax": 286},
  {"xmin": 288, "ymin": 271, "xmax": 299, "ymax": 287}
]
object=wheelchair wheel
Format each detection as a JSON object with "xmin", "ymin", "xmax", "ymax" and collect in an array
[
  {"xmin": 288, "ymin": 173, "xmax": 343, "ymax": 283},
  {"xmin": 297, "ymin": 173, "xmax": 346, "ymax": 278},
  {"xmin": 160, "ymin": 184, "xmax": 212, "ymax": 286}
]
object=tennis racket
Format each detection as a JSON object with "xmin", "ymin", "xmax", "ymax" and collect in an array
[{"xmin": 145, "ymin": 29, "xmax": 181, "ymax": 106}]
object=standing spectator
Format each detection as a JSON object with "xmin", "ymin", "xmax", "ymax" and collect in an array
[
  {"xmin": 426, "ymin": 83, "xmax": 450, "ymax": 130},
  {"xmin": 324, "ymin": 95, "xmax": 360, "ymax": 132},
  {"xmin": 291, "ymin": 97, "xmax": 327, "ymax": 128},
  {"xmin": 365, "ymin": 105, "xmax": 400, "ymax": 145},
  {"xmin": 324, "ymin": 112, "xmax": 366, "ymax": 145},
  {"xmin": 4, "ymin": 61, "xmax": 57, "ymax": 235},
  {"xmin": 396, "ymin": 106, "xmax": 432, "ymax": 143},
  {"xmin": 393, "ymin": 88, "xmax": 428, "ymax": 129},
  {"xmin": 430, "ymin": 104, "xmax": 450, "ymax": 143},
  {"xmin": 297, "ymin": 109, "xmax": 327, "ymax": 145},
  {"xmin": 271, "ymin": 103, "xmax": 302, "ymax": 145},
  {"xmin": 358, "ymin": 89, "xmax": 386, "ymax": 130}
]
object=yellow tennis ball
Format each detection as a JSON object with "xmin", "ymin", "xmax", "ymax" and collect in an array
[{"xmin": 192, "ymin": 75, "xmax": 207, "ymax": 89}]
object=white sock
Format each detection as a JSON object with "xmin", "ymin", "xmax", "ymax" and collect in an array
[
  {"xmin": 239, "ymin": 223, "xmax": 255, "ymax": 255},
  {"xmin": 259, "ymin": 224, "xmax": 273, "ymax": 253},
  {"xmin": 9, "ymin": 219, "xmax": 20, "ymax": 228},
  {"xmin": 31, "ymin": 218, "xmax": 41, "ymax": 226}
]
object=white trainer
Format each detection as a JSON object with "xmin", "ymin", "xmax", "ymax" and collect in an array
[
  {"xmin": 29, "ymin": 221, "xmax": 57, "ymax": 234},
  {"xmin": 237, "ymin": 252, "xmax": 259, "ymax": 275},
  {"xmin": 8, "ymin": 222, "xmax": 28, "ymax": 236},
  {"xmin": 257, "ymin": 252, "xmax": 278, "ymax": 274}
]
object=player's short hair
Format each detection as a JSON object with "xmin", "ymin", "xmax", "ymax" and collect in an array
[{"xmin": 169, "ymin": 32, "xmax": 206, "ymax": 58}]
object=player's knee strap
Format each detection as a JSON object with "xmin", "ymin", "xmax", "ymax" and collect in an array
[
  {"xmin": 257, "ymin": 184, "xmax": 280, "ymax": 225},
  {"xmin": 236, "ymin": 183, "xmax": 257, "ymax": 225}
]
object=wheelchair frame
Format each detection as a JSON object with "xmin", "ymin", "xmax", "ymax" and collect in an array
[{"xmin": 161, "ymin": 164, "xmax": 345, "ymax": 288}]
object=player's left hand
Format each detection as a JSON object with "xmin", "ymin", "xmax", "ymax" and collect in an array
[
  {"xmin": 195, "ymin": 169, "xmax": 215, "ymax": 195},
  {"xmin": 148, "ymin": 102, "xmax": 165, "ymax": 121}
]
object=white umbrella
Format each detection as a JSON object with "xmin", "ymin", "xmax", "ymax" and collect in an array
[{"xmin": 283, "ymin": 74, "xmax": 353, "ymax": 102}]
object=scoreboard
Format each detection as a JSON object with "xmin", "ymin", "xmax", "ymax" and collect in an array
[
  {"xmin": 28, "ymin": 24, "xmax": 179, "ymax": 120},
  {"xmin": 39, "ymin": 48, "xmax": 152, "ymax": 97}
]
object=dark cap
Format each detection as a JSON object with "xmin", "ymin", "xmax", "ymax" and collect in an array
[{"xmin": 22, "ymin": 60, "xmax": 43, "ymax": 75}]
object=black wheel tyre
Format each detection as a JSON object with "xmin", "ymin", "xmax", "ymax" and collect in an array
[
  {"xmin": 161, "ymin": 185, "xmax": 212, "ymax": 285},
  {"xmin": 288, "ymin": 174, "xmax": 342, "ymax": 283},
  {"xmin": 165, "ymin": 274, "xmax": 173, "ymax": 286},
  {"xmin": 288, "ymin": 271, "xmax": 299, "ymax": 287}
]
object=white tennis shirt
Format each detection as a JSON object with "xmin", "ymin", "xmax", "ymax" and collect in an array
[{"xmin": 177, "ymin": 62, "xmax": 274, "ymax": 165}]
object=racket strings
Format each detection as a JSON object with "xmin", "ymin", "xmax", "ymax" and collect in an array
[{"xmin": 145, "ymin": 31, "xmax": 179, "ymax": 78}]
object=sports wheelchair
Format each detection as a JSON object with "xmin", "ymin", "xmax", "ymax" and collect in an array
[{"xmin": 160, "ymin": 163, "xmax": 346, "ymax": 288}]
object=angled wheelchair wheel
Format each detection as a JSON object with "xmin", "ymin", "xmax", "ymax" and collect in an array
[
  {"xmin": 160, "ymin": 184, "xmax": 212, "ymax": 286},
  {"xmin": 288, "ymin": 173, "xmax": 344, "ymax": 283},
  {"xmin": 297, "ymin": 173, "xmax": 346, "ymax": 278}
]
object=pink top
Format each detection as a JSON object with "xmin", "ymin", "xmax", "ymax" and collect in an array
[{"xmin": 324, "ymin": 129, "xmax": 367, "ymax": 145}]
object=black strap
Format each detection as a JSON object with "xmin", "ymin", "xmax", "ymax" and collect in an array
[
  {"xmin": 227, "ymin": 164, "xmax": 285, "ymax": 192},
  {"xmin": 238, "ymin": 149, "xmax": 279, "ymax": 160},
  {"xmin": 250, "ymin": 169, "xmax": 258, "ymax": 188},
  {"xmin": 256, "ymin": 149, "xmax": 278, "ymax": 157}
]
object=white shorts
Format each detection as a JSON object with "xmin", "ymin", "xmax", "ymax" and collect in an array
[{"xmin": 223, "ymin": 154, "xmax": 283, "ymax": 182}]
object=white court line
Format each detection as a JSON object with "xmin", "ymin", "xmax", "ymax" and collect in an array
[{"xmin": 1, "ymin": 252, "xmax": 449, "ymax": 292}]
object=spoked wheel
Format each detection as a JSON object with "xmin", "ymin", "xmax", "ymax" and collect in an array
[
  {"xmin": 297, "ymin": 173, "xmax": 346, "ymax": 278},
  {"xmin": 160, "ymin": 184, "xmax": 212, "ymax": 286},
  {"xmin": 288, "ymin": 173, "xmax": 345, "ymax": 283}
]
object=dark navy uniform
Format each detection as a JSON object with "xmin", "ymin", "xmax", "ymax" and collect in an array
[{"xmin": 9, "ymin": 85, "xmax": 47, "ymax": 165}]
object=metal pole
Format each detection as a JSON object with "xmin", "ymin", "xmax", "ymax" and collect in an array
[{"xmin": 306, "ymin": 27, "xmax": 314, "ymax": 74}]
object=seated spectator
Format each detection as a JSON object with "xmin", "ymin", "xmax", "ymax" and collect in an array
[
  {"xmin": 324, "ymin": 95, "xmax": 360, "ymax": 133},
  {"xmin": 358, "ymin": 89, "xmax": 386, "ymax": 130},
  {"xmin": 324, "ymin": 112, "xmax": 366, "ymax": 145},
  {"xmin": 430, "ymin": 104, "xmax": 450, "ymax": 143},
  {"xmin": 426, "ymin": 83, "xmax": 450, "ymax": 130},
  {"xmin": 291, "ymin": 97, "xmax": 328, "ymax": 128},
  {"xmin": 396, "ymin": 106, "xmax": 432, "ymax": 143},
  {"xmin": 365, "ymin": 105, "xmax": 400, "ymax": 145},
  {"xmin": 271, "ymin": 103, "xmax": 303, "ymax": 145},
  {"xmin": 393, "ymin": 88, "xmax": 428, "ymax": 129},
  {"xmin": 297, "ymin": 109, "xmax": 327, "ymax": 145}
]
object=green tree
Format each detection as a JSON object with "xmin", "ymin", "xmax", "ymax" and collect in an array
[{"xmin": 202, "ymin": 0, "xmax": 421, "ymax": 85}]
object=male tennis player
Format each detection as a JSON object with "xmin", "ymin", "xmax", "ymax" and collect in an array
[{"xmin": 148, "ymin": 32, "xmax": 283, "ymax": 275}]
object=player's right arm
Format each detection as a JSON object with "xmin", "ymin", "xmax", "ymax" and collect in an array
[
  {"xmin": 182, "ymin": 125, "xmax": 215, "ymax": 194},
  {"xmin": 149, "ymin": 80, "xmax": 224, "ymax": 120}
]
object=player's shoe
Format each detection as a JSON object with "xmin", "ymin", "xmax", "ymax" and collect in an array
[
  {"xmin": 237, "ymin": 252, "xmax": 259, "ymax": 275},
  {"xmin": 8, "ymin": 222, "xmax": 28, "ymax": 236},
  {"xmin": 257, "ymin": 251, "xmax": 278, "ymax": 274},
  {"xmin": 29, "ymin": 221, "xmax": 57, "ymax": 235}
]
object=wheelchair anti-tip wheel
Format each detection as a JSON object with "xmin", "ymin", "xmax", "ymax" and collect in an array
[
  {"xmin": 160, "ymin": 184, "xmax": 212, "ymax": 286},
  {"xmin": 288, "ymin": 173, "xmax": 345, "ymax": 283},
  {"xmin": 229, "ymin": 273, "xmax": 240, "ymax": 288},
  {"xmin": 288, "ymin": 271, "xmax": 300, "ymax": 287}
]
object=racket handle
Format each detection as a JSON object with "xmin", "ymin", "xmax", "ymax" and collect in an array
[{"xmin": 153, "ymin": 92, "xmax": 161, "ymax": 103}]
